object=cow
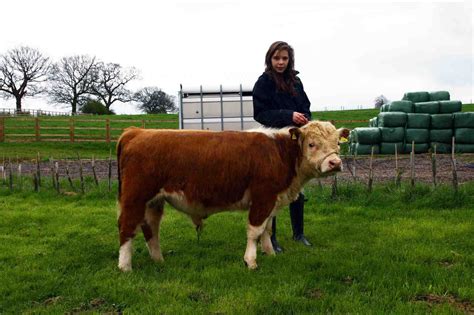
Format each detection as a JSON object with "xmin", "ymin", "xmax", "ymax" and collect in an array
[{"xmin": 116, "ymin": 121, "xmax": 349, "ymax": 271}]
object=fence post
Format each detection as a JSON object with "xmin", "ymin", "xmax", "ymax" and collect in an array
[
  {"xmin": 106, "ymin": 119, "xmax": 111, "ymax": 143},
  {"xmin": 35, "ymin": 118, "xmax": 40, "ymax": 141},
  {"xmin": 141, "ymin": 119, "xmax": 145, "ymax": 128},
  {"xmin": 0, "ymin": 117, "xmax": 4, "ymax": 142},
  {"xmin": 69, "ymin": 118, "xmax": 75, "ymax": 143}
]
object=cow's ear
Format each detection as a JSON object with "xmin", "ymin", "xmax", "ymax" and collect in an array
[
  {"xmin": 289, "ymin": 127, "xmax": 302, "ymax": 141},
  {"xmin": 337, "ymin": 128, "xmax": 350, "ymax": 143}
]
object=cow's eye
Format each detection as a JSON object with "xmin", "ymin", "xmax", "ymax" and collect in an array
[{"xmin": 309, "ymin": 143, "xmax": 316, "ymax": 148}]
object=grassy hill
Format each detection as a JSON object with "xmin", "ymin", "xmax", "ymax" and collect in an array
[{"xmin": 0, "ymin": 104, "xmax": 472, "ymax": 159}]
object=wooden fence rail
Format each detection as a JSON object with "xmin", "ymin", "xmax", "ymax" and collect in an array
[
  {"xmin": 0, "ymin": 117, "xmax": 178, "ymax": 143},
  {"xmin": 0, "ymin": 117, "xmax": 367, "ymax": 143}
]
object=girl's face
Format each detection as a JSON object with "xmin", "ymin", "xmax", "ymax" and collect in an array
[{"xmin": 271, "ymin": 49, "xmax": 289, "ymax": 73}]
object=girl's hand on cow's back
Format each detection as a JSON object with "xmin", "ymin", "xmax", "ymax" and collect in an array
[{"xmin": 293, "ymin": 112, "xmax": 308, "ymax": 126}]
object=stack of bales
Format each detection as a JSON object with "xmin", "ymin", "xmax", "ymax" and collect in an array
[
  {"xmin": 402, "ymin": 91, "xmax": 461, "ymax": 153},
  {"xmin": 377, "ymin": 112, "xmax": 406, "ymax": 154},
  {"xmin": 349, "ymin": 128, "xmax": 381, "ymax": 154},
  {"xmin": 454, "ymin": 112, "xmax": 474, "ymax": 153},
  {"xmin": 405, "ymin": 113, "xmax": 430, "ymax": 153},
  {"xmin": 430, "ymin": 113, "xmax": 453, "ymax": 153},
  {"xmin": 350, "ymin": 90, "xmax": 472, "ymax": 154}
]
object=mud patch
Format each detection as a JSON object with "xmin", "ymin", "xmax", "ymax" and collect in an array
[
  {"xmin": 414, "ymin": 294, "xmax": 474, "ymax": 314},
  {"xmin": 305, "ymin": 288, "xmax": 324, "ymax": 299}
]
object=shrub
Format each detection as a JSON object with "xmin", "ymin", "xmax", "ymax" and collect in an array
[{"xmin": 80, "ymin": 100, "xmax": 115, "ymax": 115}]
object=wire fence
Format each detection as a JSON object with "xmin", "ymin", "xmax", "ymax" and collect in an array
[{"xmin": 1, "ymin": 149, "xmax": 472, "ymax": 195}]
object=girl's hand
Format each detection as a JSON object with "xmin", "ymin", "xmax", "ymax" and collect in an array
[{"xmin": 293, "ymin": 112, "xmax": 308, "ymax": 126}]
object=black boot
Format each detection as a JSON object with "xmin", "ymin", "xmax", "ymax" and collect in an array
[
  {"xmin": 290, "ymin": 193, "xmax": 312, "ymax": 246},
  {"xmin": 271, "ymin": 217, "xmax": 283, "ymax": 253}
]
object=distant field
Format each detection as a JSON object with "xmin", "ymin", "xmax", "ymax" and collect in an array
[{"xmin": 0, "ymin": 104, "xmax": 472, "ymax": 159}]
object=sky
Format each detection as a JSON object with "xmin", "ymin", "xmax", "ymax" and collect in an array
[{"xmin": 0, "ymin": 0, "xmax": 472, "ymax": 114}]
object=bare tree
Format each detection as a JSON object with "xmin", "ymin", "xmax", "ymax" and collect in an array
[
  {"xmin": 48, "ymin": 55, "xmax": 96, "ymax": 114},
  {"xmin": 91, "ymin": 62, "xmax": 139, "ymax": 112},
  {"xmin": 0, "ymin": 46, "xmax": 50, "ymax": 112},
  {"xmin": 134, "ymin": 87, "xmax": 177, "ymax": 114}
]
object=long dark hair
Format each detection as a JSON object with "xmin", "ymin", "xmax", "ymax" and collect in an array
[{"xmin": 264, "ymin": 41, "xmax": 297, "ymax": 95}]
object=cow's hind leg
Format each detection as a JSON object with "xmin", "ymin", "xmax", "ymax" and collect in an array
[
  {"xmin": 142, "ymin": 197, "xmax": 165, "ymax": 262},
  {"xmin": 260, "ymin": 217, "xmax": 275, "ymax": 256},
  {"xmin": 244, "ymin": 217, "xmax": 270, "ymax": 270},
  {"xmin": 118, "ymin": 201, "xmax": 147, "ymax": 272}
]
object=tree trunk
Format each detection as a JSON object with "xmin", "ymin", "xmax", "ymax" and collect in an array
[
  {"xmin": 71, "ymin": 99, "xmax": 77, "ymax": 114},
  {"xmin": 15, "ymin": 96, "xmax": 22, "ymax": 113}
]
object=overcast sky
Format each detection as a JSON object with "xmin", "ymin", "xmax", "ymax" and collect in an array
[{"xmin": 1, "ymin": 0, "xmax": 472, "ymax": 114}]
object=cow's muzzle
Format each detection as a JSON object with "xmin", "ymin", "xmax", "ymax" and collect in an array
[
  {"xmin": 327, "ymin": 157, "xmax": 342, "ymax": 172},
  {"xmin": 318, "ymin": 151, "xmax": 343, "ymax": 175}
]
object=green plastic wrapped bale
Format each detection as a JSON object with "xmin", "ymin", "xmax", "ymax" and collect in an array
[
  {"xmin": 369, "ymin": 117, "xmax": 378, "ymax": 127},
  {"xmin": 454, "ymin": 128, "xmax": 474, "ymax": 144},
  {"xmin": 453, "ymin": 112, "xmax": 474, "ymax": 128},
  {"xmin": 380, "ymin": 104, "xmax": 389, "ymax": 112},
  {"xmin": 430, "ymin": 129, "xmax": 453, "ymax": 143},
  {"xmin": 380, "ymin": 142, "xmax": 404, "ymax": 154},
  {"xmin": 350, "ymin": 143, "xmax": 380, "ymax": 155},
  {"xmin": 404, "ymin": 143, "xmax": 429, "ymax": 154},
  {"xmin": 414, "ymin": 101, "xmax": 440, "ymax": 114},
  {"xmin": 439, "ymin": 100, "xmax": 461, "ymax": 113},
  {"xmin": 380, "ymin": 127, "xmax": 405, "ymax": 142},
  {"xmin": 388, "ymin": 100, "xmax": 413, "ymax": 113},
  {"xmin": 351, "ymin": 127, "xmax": 381, "ymax": 144},
  {"xmin": 377, "ymin": 112, "xmax": 407, "ymax": 127},
  {"xmin": 402, "ymin": 91, "xmax": 430, "ymax": 103},
  {"xmin": 405, "ymin": 129, "xmax": 429, "ymax": 143},
  {"xmin": 429, "ymin": 91, "xmax": 450, "ymax": 101},
  {"xmin": 430, "ymin": 142, "xmax": 452, "ymax": 154},
  {"xmin": 455, "ymin": 144, "xmax": 474, "ymax": 153},
  {"xmin": 430, "ymin": 114, "xmax": 453, "ymax": 129},
  {"xmin": 406, "ymin": 113, "xmax": 430, "ymax": 129}
]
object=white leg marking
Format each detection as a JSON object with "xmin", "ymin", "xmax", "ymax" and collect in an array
[
  {"xmin": 118, "ymin": 240, "xmax": 133, "ymax": 272},
  {"xmin": 244, "ymin": 218, "xmax": 269, "ymax": 269},
  {"xmin": 261, "ymin": 218, "xmax": 275, "ymax": 256}
]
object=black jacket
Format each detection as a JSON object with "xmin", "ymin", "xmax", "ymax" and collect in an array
[{"xmin": 252, "ymin": 72, "xmax": 311, "ymax": 128}]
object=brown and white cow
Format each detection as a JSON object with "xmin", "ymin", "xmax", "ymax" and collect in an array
[{"xmin": 116, "ymin": 121, "xmax": 349, "ymax": 271}]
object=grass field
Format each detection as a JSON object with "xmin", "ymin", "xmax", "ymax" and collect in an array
[
  {"xmin": 0, "ymin": 104, "xmax": 472, "ymax": 159},
  {"xmin": 1, "ymin": 181, "xmax": 473, "ymax": 314}
]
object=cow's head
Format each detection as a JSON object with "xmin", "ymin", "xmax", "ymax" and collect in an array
[{"xmin": 290, "ymin": 121, "xmax": 350, "ymax": 177}]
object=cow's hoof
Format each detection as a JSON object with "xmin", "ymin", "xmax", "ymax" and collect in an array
[
  {"xmin": 248, "ymin": 263, "xmax": 258, "ymax": 270},
  {"xmin": 150, "ymin": 252, "xmax": 164, "ymax": 262},
  {"xmin": 243, "ymin": 260, "xmax": 258, "ymax": 270},
  {"xmin": 118, "ymin": 263, "xmax": 132, "ymax": 272}
]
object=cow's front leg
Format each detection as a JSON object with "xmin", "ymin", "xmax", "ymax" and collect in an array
[
  {"xmin": 261, "ymin": 217, "xmax": 275, "ymax": 256},
  {"xmin": 244, "ymin": 217, "xmax": 269, "ymax": 269}
]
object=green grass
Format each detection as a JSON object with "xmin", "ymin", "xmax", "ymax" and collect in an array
[{"xmin": 1, "ymin": 181, "xmax": 473, "ymax": 314}]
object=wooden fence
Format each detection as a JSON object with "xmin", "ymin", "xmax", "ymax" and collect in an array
[
  {"xmin": 0, "ymin": 117, "xmax": 177, "ymax": 143},
  {"xmin": 0, "ymin": 117, "xmax": 367, "ymax": 143}
]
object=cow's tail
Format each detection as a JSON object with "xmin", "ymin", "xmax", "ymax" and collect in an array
[
  {"xmin": 116, "ymin": 135, "xmax": 124, "ymax": 201},
  {"xmin": 116, "ymin": 127, "xmax": 139, "ymax": 202}
]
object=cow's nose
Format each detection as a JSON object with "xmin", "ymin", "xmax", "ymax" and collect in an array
[{"xmin": 328, "ymin": 158, "xmax": 341, "ymax": 171}]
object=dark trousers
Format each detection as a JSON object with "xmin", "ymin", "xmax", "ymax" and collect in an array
[{"xmin": 271, "ymin": 192, "xmax": 305, "ymax": 241}]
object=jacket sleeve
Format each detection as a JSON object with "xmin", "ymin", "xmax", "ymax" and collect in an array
[
  {"xmin": 252, "ymin": 77, "xmax": 294, "ymax": 128},
  {"xmin": 299, "ymin": 79, "xmax": 312, "ymax": 121}
]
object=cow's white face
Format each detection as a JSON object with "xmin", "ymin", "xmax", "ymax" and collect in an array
[{"xmin": 290, "ymin": 121, "xmax": 350, "ymax": 178}]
